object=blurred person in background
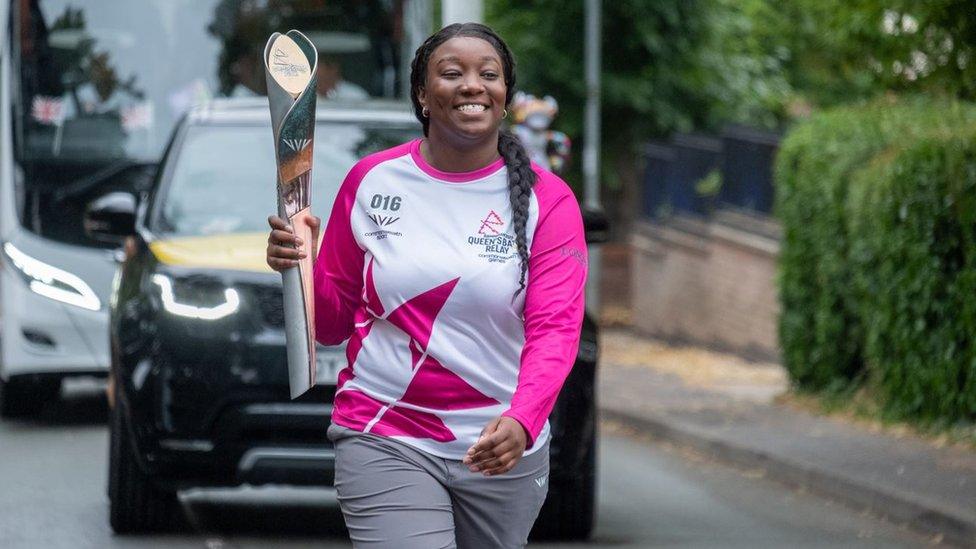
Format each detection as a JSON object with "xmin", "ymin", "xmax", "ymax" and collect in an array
[{"xmin": 309, "ymin": 31, "xmax": 370, "ymax": 101}]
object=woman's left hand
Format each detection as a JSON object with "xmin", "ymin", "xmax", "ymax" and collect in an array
[{"xmin": 463, "ymin": 416, "xmax": 528, "ymax": 476}]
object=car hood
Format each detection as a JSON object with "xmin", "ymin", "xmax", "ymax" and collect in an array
[{"xmin": 150, "ymin": 232, "xmax": 275, "ymax": 273}]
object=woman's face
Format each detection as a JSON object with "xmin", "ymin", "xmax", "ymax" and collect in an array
[{"xmin": 418, "ymin": 36, "xmax": 508, "ymax": 143}]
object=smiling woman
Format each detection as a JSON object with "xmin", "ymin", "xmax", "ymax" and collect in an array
[
  {"xmin": 265, "ymin": 23, "xmax": 589, "ymax": 548},
  {"xmin": 417, "ymin": 37, "xmax": 509, "ymax": 157}
]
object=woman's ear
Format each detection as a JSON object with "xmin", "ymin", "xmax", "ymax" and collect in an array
[{"xmin": 417, "ymin": 86, "xmax": 427, "ymax": 108}]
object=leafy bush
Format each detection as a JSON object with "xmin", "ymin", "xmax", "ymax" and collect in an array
[
  {"xmin": 776, "ymin": 101, "xmax": 896, "ymax": 390},
  {"xmin": 848, "ymin": 121, "xmax": 976, "ymax": 422},
  {"xmin": 777, "ymin": 97, "xmax": 976, "ymax": 423}
]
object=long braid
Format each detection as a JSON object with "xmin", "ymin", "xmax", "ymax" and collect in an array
[
  {"xmin": 498, "ymin": 130, "xmax": 536, "ymax": 301},
  {"xmin": 409, "ymin": 23, "xmax": 536, "ymax": 300}
]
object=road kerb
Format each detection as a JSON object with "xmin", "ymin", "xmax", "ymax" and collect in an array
[{"xmin": 600, "ymin": 407, "xmax": 976, "ymax": 549}]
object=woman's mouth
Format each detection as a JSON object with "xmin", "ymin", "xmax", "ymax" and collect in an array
[{"xmin": 455, "ymin": 104, "xmax": 488, "ymax": 114}]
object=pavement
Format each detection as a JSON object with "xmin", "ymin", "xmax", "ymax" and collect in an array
[{"xmin": 597, "ymin": 329, "xmax": 976, "ymax": 548}]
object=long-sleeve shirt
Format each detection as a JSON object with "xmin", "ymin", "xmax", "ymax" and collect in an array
[{"xmin": 313, "ymin": 138, "xmax": 587, "ymax": 459}]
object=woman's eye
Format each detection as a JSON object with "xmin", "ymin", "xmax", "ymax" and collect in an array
[
  {"xmin": 483, "ymin": 72, "xmax": 499, "ymax": 79},
  {"xmin": 442, "ymin": 71, "xmax": 461, "ymax": 78}
]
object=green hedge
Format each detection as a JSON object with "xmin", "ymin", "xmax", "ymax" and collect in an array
[
  {"xmin": 848, "ymin": 123, "xmax": 976, "ymax": 422},
  {"xmin": 776, "ymin": 98, "xmax": 976, "ymax": 423},
  {"xmin": 776, "ymin": 101, "xmax": 909, "ymax": 390}
]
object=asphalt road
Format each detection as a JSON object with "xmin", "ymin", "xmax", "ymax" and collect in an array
[{"xmin": 0, "ymin": 381, "xmax": 931, "ymax": 548}]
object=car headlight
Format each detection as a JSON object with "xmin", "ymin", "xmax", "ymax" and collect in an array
[
  {"xmin": 1, "ymin": 242, "xmax": 101, "ymax": 311},
  {"xmin": 151, "ymin": 273, "xmax": 240, "ymax": 320}
]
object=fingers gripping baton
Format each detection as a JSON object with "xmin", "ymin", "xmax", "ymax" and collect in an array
[{"xmin": 264, "ymin": 30, "xmax": 318, "ymax": 398}]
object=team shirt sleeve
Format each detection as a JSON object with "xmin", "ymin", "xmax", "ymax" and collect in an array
[
  {"xmin": 312, "ymin": 166, "xmax": 366, "ymax": 345},
  {"xmin": 502, "ymin": 170, "xmax": 588, "ymax": 447}
]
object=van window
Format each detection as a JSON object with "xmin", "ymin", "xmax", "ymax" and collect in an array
[{"xmin": 10, "ymin": 0, "xmax": 409, "ymax": 246}]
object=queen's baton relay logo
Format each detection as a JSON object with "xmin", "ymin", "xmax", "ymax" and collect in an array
[
  {"xmin": 467, "ymin": 210, "xmax": 517, "ymax": 264},
  {"xmin": 271, "ymin": 48, "xmax": 309, "ymax": 77}
]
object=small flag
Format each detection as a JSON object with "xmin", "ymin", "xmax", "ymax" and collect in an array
[
  {"xmin": 31, "ymin": 96, "xmax": 64, "ymax": 125},
  {"xmin": 168, "ymin": 79, "xmax": 211, "ymax": 115},
  {"xmin": 121, "ymin": 102, "xmax": 154, "ymax": 132}
]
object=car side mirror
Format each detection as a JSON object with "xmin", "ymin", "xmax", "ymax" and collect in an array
[
  {"xmin": 582, "ymin": 206, "xmax": 610, "ymax": 244},
  {"xmin": 84, "ymin": 192, "xmax": 137, "ymax": 244}
]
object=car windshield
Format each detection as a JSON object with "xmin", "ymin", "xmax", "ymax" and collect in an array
[
  {"xmin": 16, "ymin": 0, "xmax": 405, "ymax": 164},
  {"xmin": 155, "ymin": 122, "xmax": 419, "ymax": 238},
  {"xmin": 12, "ymin": 0, "xmax": 412, "ymax": 247}
]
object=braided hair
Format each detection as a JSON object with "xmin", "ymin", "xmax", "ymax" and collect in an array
[{"xmin": 409, "ymin": 23, "xmax": 537, "ymax": 302}]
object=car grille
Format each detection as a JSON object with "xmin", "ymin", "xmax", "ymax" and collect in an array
[{"xmin": 252, "ymin": 286, "xmax": 285, "ymax": 328}]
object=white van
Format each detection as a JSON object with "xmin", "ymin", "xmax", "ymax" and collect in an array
[{"xmin": 0, "ymin": 0, "xmax": 421, "ymax": 416}]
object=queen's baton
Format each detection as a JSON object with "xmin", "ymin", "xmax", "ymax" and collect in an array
[{"xmin": 264, "ymin": 30, "xmax": 318, "ymax": 398}]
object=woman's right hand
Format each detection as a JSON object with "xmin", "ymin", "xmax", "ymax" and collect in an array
[{"xmin": 266, "ymin": 215, "xmax": 319, "ymax": 272}]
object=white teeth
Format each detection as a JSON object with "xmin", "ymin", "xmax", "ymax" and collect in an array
[{"xmin": 457, "ymin": 104, "xmax": 486, "ymax": 113}]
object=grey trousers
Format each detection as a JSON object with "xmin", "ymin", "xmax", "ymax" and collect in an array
[{"xmin": 328, "ymin": 424, "xmax": 549, "ymax": 549}]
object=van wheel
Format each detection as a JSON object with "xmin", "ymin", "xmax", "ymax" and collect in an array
[
  {"xmin": 0, "ymin": 375, "xmax": 60, "ymax": 418},
  {"xmin": 108, "ymin": 400, "xmax": 183, "ymax": 533}
]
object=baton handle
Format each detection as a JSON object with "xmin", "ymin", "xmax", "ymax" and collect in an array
[{"xmin": 279, "ymin": 207, "xmax": 316, "ymax": 398}]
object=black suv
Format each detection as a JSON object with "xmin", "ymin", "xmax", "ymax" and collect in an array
[{"xmin": 105, "ymin": 98, "xmax": 604, "ymax": 539}]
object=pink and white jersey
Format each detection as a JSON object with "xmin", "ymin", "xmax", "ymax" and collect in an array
[{"xmin": 313, "ymin": 138, "xmax": 587, "ymax": 459}]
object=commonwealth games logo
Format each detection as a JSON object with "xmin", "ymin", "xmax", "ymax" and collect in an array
[{"xmin": 283, "ymin": 138, "xmax": 311, "ymax": 152}]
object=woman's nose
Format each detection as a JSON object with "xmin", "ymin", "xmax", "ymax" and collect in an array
[{"xmin": 459, "ymin": 74, "xmax": 484, "ymax": 94}]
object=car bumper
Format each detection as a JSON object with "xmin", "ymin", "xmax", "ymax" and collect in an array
[{"xmin": 136, "ymin": 394, "xmax": 337, "ymax": 490}]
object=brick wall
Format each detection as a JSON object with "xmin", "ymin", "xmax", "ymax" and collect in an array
[{"xmin": 630, "ymin": 211, "xmax": 781, "ymax": 361}]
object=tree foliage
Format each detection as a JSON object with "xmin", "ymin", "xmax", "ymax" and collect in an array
[
  {"xmin": 748, "ymin": 0, "xmax": 976, "ymax": 108},
  {"xmin": 486, "ymin": 0, "xmax": 976, "ymax": 242},
  {"xmin": 488, "ymin": 0, "xmax": 976, "ymax": 151},
  {"xmin": 486, "ymin": 0, "xmax": 789, "ymax": 192}
]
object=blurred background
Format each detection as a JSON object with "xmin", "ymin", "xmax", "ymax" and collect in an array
[{"xmin": 1, "ymin": 1, "xmax": 975, "ymax": 548}]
